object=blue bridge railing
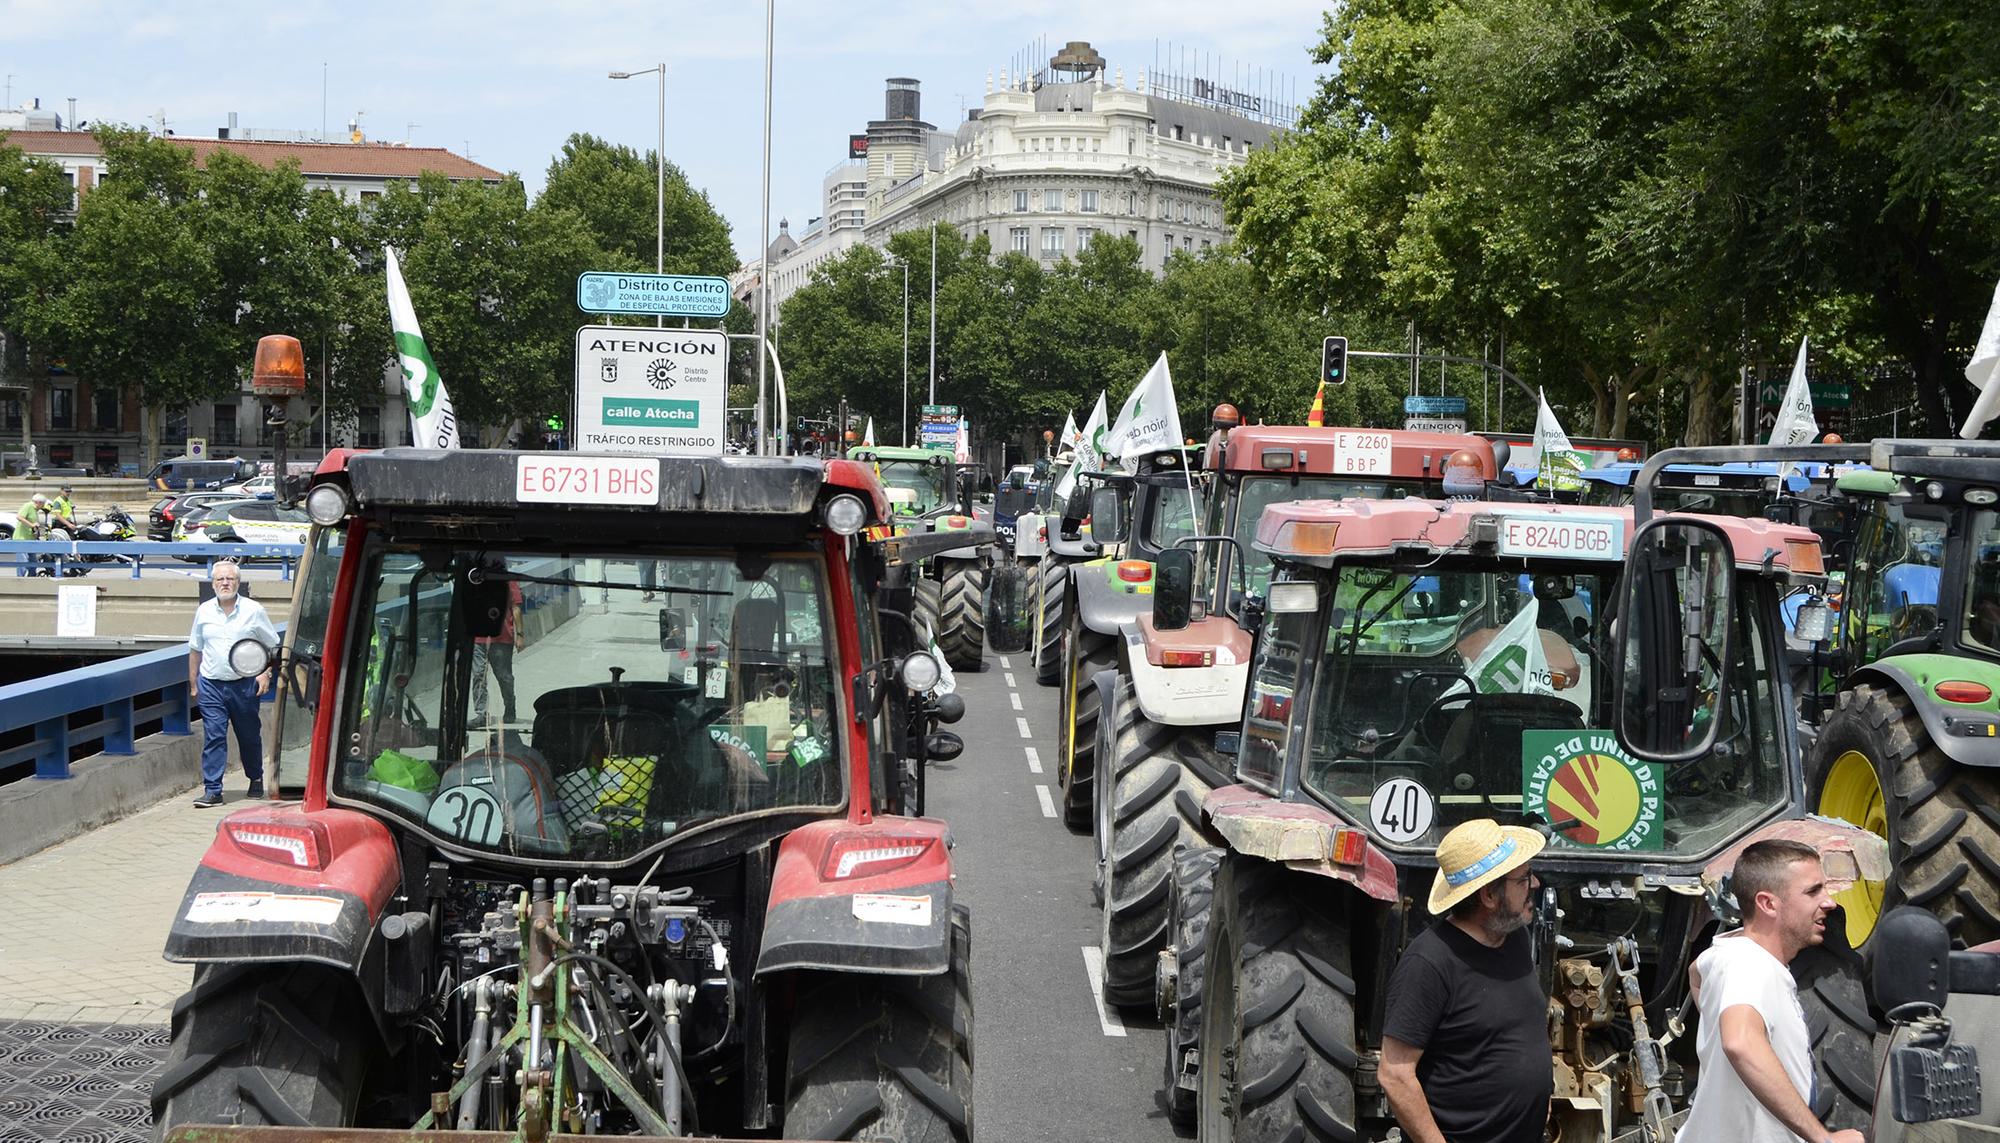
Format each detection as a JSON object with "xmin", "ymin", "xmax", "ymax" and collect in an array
[
  {"xmin": 0, "ymin": 625, "xmax": 284, "ymax": 780},
  {"xmin": 0, "ymin": 540, "xmax": 305, "ymax": 580}
]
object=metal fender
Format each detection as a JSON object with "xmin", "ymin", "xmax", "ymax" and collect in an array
[
  {"xmin": 1203, "ymin": 784, "xmax": 1400, "ymax": 903},
  {"xmin": 1048, "ymin": 533, "xmax": 1097, "ymax": 560},
  {"xmin": 1123, "ymin": 616, "xmax": 1253, "ymax": 726},
  {"xmin": 1073, "ymin": 560, "xmax": 1151, "ymax": 635},
  {"xmin": 1847, "ymin": 660, "xmax": 2000, "ymax": 768},
  {"xmin": 1700, "ymin": 816, "xmax": 1890, "ymax": 900},
  {"xmin": 1014, "ymin": 512, "xmax": 1049, "ymax": 560},
  {"xmin": 163, "ymin": 805, "xmax": 401, "ymax": 972},
  {"xmin": 757, "ymin": 817, "xmax": 956, "ymax": 976}
]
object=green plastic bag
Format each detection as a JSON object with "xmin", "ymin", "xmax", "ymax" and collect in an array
[{"xmin": 369, "ymin": 748, "xmax": 440, "ymax": 793}]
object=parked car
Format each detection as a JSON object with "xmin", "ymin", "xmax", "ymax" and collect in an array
[
  {"xmin": 221, "ymin": 473, "xmax": 277, "ymax": 497},
  {"xmin": 146, "ymin": 455, "xmax": 257, "ymax": 491},
  {"xmin": 183, "ymin": 499, "xmax": 311, "ymax": 548},
  {"xmin": 150, "ymin": 491, "xmax": 251, "ymax": 542}
]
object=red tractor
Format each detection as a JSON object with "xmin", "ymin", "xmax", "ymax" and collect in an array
[{"xmin": 151, "ymin": 448, "xmax": 975, "ymax": 1141}]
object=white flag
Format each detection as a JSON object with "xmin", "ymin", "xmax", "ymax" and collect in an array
[
  {"xmin": 1053, "ymin": 391, "xmax": 1108, "ymax": 501},
  {"xmin": 1104, "ymin": 352, "xmax": 1182, "ymax": 461},
  {"xmin": 954, "ymin": 417, "xmax": 970, "ymax": 464},
  {"xmin": 1464, "ymin": 600, "xmax": 1558, "ymax": 698},
  {"xmin": 1533, "ymin": 390, "xmax": 1586, "ymax": 491},
  {"xmin": 1059, "ymin": 411, "xmax": 1080, "ymax": 453},
  {"xmin": 1767, "ymin": 336, "xmax": 1819, "ymax": 446},
  {"xmin": 385, "ymin": 247, "xmax": 459, "ymax": 450},
  {"xmin": 1961, "ymin": 278, "xmax": 2000, "ymax": 440},
  {"xmin": 862, "ymin": 417, "xmax": 877, "ymax": 447}
]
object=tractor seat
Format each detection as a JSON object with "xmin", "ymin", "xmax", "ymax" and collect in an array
[{"xmin": 1438, "ymin": 693, "xmax": 1588, "ymax": 794}]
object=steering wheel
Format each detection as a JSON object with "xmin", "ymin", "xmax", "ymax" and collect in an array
[
  {"xmin": 1358, "ymin": 670, "xmax": 1475, "ymax": 754},
  {"xmin": 1415, "ymin": 689, "xmax": 1479, "ymax": 754}
]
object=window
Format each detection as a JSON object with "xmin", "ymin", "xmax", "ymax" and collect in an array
[
  {"xmin": 1162, "ymin": 235, "xmax": 1173, "ymax": 269},
  {"xmin": 93, "ymin": 388, "xmax": 120, "ymax": 431},
  {"xmin": 3, "ymin": 398, "xmax": 20, "ymax": 431},
  {"xmin": 1044, "ymin": 189, "xmax": 1062, "ymax": 211},
  {"xmin": 358, "ymin": 406, "xmax": 384, "ymax": 449},
  {"xmin": 1201, "ymin": 239, "xmax": 1212, "ymax": 252},
  {"xmin": 165, "ymin": 410, "xmax": 189, "ymax": 443},
  {"xmin": 1014, "ymin": 190, "xmax": 1030, "ymax": 212},
  {"xmin": 1080, "ymin": 190, "xmax": 1099, "ymax": 213},
  {"xmin": 1124, "ymin": 192, "xmax": 1136, "ymax": 214},
  {"xmin": 1184, "ymin": 236, "xmax": 1194, "ymax": 251},
  {"xmin": 48, "ymin": 386, "xmax": 75, "ymax": 431},
  {"xmin": 1181, "ymin": 202, "xmax": 1191, "ymax": 223},
  {"xmin": 1172, "ymin": 124, "xmax": 1186, "ymax": 141},
  {"xmin": 1160, "ymin": 199, "xmax": 1172, "ymax": 220},
  {"xmin": 211, "ymin": 403, "xmax": 239, "ymax": 446},
  {"xmin": 1127, "ymin": 229, "xmax": 1139, "ymax": 244},
  {"xmin": 1010, "ymin": 226, "xmax": 1031, "ymax": 253},
  {"xmin": 1078, "ymin": 226, "xmax": 1097, "ymax": 249},
  {"xmin": 1041, "ymin": 227, "xmax": 1064, "ymax": 255},
  {"xmin": 1239, "ymin": 604, "xmax": 1312, "ymax": 790}
]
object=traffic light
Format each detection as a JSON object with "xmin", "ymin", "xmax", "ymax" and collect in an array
[{"xmin": 1321, "ymin": 336, "xmax": 1349, "ymax": 386}]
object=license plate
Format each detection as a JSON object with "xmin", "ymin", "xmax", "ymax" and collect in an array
[
  {"xmin": 515, "ymin": 456, "xmax": 659, "ymax": 505},
  {"xmin": 1332, "ymin": 430, "xmax": 1394, "ymax": 474},
  {"xmin": 1496, "ymin": 514, "xmax": 1624, "ymax": 560}
]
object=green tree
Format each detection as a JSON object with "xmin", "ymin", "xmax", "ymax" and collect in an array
[
  {"xmin": 0, "ymin": 137, "xmax": 74, "ymax": 456},
  {"xmin": 538, "ymin": 134, "xmax": 736, "ymax": 276}
]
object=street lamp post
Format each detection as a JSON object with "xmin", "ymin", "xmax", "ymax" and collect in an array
[{"xmin": 608, "ymin": 63, "xmax": 666, "ymax": 329}]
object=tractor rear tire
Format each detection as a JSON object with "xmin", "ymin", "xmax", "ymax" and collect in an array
[
  {"xmin": 913, "ymin": 578, "xmax": 943, "ymax": 645},
  {"xmin": 936, "ymin": 562, "xmax": 987, "ymax": 671},
  {"xmin": 1196, "ymin": 856, "xmax": 1360, "ymax": 1143},
  {"xmin": 1162, "ymin": 845, "xmax": 1223, "ymax": 1130},
  {"xmin": 783, "ymin": 904, "xmax": 974, "ymax": 1142},
  {"xmin": 1812, "ymin": 682, "xmax": 2000, "ymax": 947},
  {"xmin": 1793, "ymin": 907, "xmax": 1879, "ymax": 1134},
  {"xmin": 1034, "ymin": 561, "xmax": 1068, "ymax": 686},
  {"xmin": 1098, "ymin": 678, "xmax": 1220, "ymax": 1008},
  {"xmin": 1058, "ymin": 618, "xmax": 1116, "ymax": 831},
  {"xmin": 151, "ymin": 964, "xmax": 367, "ymax": 1133}
]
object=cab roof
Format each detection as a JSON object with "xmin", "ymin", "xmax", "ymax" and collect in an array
[
  {"xmin": 1209, "ymin": 425, "xmax": 1496, "ymax": 480},
  {"xmin": 328, "ymin": 448, "xmax": 889, "ymax": 522},
  {"xmin": 1253, "ymin": 497, "xmax": 1823, "ymax": 573}
]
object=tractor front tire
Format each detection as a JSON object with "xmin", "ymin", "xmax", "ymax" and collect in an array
[
  {"xmin": 1793, "ymin": 907, "xmax": 1878, "ymax": 1134},
  {"xmin": 1057, "ymin": 617, "xmax": 1116, "ymax": 831},
  {"xmin": 1162, "ymin": 845, "xmax": 1223, "ymax": 1130},
  {"xmin": 1098, "ymin": 678, "xmax": 1220, "ymax": 1008},
  {"xmin": 1812, "ymin": 682, "xmax": 2000, "ymax": 947},
  {"xmin": 1034, "ymin": 561, "xmax": 1068, "ymax": 686},
  {"xmin": 1196, "ymin": 856, "xmax": 1359, "ymax": 1143},
  {"xmin": 151, "ymin": 964, "xmax": 368, "ymax": 1133},
  {"xmin": 936, "ymin": 562, "xmax": 987, "ymax": 671},
  {"xmin": 784, "ymin": 905, "xmax": 974, "ymax": 1142}
]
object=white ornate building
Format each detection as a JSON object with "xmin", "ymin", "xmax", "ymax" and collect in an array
[{"xmin": 754, "ymin": 41, "xmax": 1288, "ymax": 317}]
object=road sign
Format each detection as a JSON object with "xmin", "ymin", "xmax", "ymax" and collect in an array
[
  {"xmin": 185, "ymin": 437, "xmax": 207, "ymax": 460},
  {"xmin": 1404, "ymin": 416, "xmax": 1469, "ymax": 435},
  {"xmin": 1810, "ymin": 381, "xmax": 1853, "ymax": 408},
  {"xmin": 573, "ymin": 326, "xmax": 729, "ymax": 456},
  {"xmin": 576, "ymin": 272, "xmax": 733, "ymax": 318},
  {"xmin": 1403, "ymin": 395, "xmax": 1468, "ymax": 417}
]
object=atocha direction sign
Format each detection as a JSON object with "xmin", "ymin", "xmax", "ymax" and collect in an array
[{"xmin": 577, "ymin": 272, "xmax": 732, "ymax": 318}]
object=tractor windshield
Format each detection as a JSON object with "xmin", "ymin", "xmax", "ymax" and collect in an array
[
  {"xmin": 1844, "ymin": 500, "xmax": 1950, "ymax": 662},
  {"xmin": 331, "ymin": 541, "xmax": 845, "ymax": 863},
  {"xmin": 1964, "ymin": 509, "xmax": 2000, "ymax": 655},
  {"xmin": 1289, "ymin": 560, "xmax": 1787, "ymax": 857},
  {"xmin": 874, "ymin": 460, "xmax": 948, "ymax": 515}
]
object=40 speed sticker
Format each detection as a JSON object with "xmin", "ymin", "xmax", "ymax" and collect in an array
[
  {"xmin": 1368, "ymin": 777, "xmax": 1436, "ymax": 844},
  {"xmin": 1521, "ymin": 730, "xmax": 1664, "ymax": 851}
]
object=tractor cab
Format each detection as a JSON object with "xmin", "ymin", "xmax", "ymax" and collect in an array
[
  {"xmin": 155, "ymin": 448, "xmax": 975, "ymax": 1141},
  {"xmin": 847, "ymin": 445, "xmax": 999, "ymax": 670}
]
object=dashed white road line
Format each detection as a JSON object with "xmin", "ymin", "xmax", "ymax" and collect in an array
[
  {"xmin": 1025, "ymin": 746, "xmax": 1042, "ymax": 774},
  {"xmin": 1004, "ymin": 672, "xmax": 1017, "ymax": 688},
  {"xmin": 1079, "ymin": 947, "xmax": 1129, "ymax": 1037},
  {"xmin": 1000, "ymin": 656, "xmax": 1012, "ymax": 668},
  {"xmin": 1016, "ymin": 717, "xmax": 1033, "ymax": 739},
  {"xmin": 1010, "ymin": 691, "xmax": 1023, "ymax": 711},
  {"xmin": 1035, "ymin": 785, "xmax": 1057, "ymax": 819}
]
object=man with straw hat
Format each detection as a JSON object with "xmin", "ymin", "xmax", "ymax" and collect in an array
[{"xmin": 1379, "ymin": 818, "xmax": 1553, "ymax": 1143}]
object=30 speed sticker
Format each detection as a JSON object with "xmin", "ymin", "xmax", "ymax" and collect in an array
[
  {"xmin": 851, "ymin": 893, "xmax": 933, "ymax": 927},
  {"xmin": 184, "ymin": 891, "xmax": 343, "ymax": 926}
]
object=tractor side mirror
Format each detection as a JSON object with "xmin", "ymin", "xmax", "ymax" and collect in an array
[
  {"xmin": 926, "ymin": 732, "xmax": 965, "ymax": 762},
  {"xmin": 1088, "ymin": 486, "xmax": 1127, "ymax": 546},
  {"xmin": 1614, "ymin": 517, "xmax": 1735, "ymax": 763},
  {"xmin": 985, "ymin": 562, "xmax": 1031, "ymax": 654},
  {"xmin": 1154, "ymin": 547, "xmax": 1196, "ymax": 631},
  {"xmin": 463, "ymin": 565, "xmax": 511, "ymax": 640},
  {"xmin": 1874, "ymin": 907, "xmax": 1951, "ymax": 1014}
]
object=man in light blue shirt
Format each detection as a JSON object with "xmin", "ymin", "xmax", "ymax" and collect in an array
[{"xmin": 186, "ymin": 560, "xmax": 279, "ymax": 807}]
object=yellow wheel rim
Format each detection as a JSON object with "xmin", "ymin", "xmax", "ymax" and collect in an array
[{"xmin": 1818, "ymin": 749, "xmax": 1887, "ymax": 946}]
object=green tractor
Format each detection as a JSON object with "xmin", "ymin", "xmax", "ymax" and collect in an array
[
  {"xmin": 1809, "ymin": 439, "xmax": 2000, "ymax": 949},
  {"xmin": 849, "ymin": 445, "xmax": 999, "ymax": 671}
]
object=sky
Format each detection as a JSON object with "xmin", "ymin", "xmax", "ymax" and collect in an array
[{"xmin": 1, "ymin": 1, "xmax": 1333, "ymax": 264}]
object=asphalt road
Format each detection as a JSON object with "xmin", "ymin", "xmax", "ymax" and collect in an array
[{"xmin": 926, "ymin": 650, "xmax": 1187, "ymax": 1143}]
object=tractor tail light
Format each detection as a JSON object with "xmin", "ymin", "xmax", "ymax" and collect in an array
[
  {"xmin": 1330, "ymin": 828, "xmax": 1369, "ymax": 866},
  {"xmin": 1936, "ymin": 681, "xmax": 1994, "ymax": 705},
  {"xmin": 1117, "ymin": 560, "xmax": 1152, "ymax": 583},
  {"xmin": 822, "ymin": 835, "xmax": 936, "ymax": 880},
  {"xmin": 1784, "ymin": 539, "xmax": 1825, "ymax": 574},
  {"xmin": 226, "ymin": 820, "xmax": 329, "ymax": 869},
  {"xmin": 1162, "ymin": 649, "xmax": 1214, "ymax": 668}
]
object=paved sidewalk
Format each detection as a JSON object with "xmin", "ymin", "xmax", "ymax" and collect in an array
[{"xmin": 0, "ymin": 788, "xmax": 225, "ymax": 1025}]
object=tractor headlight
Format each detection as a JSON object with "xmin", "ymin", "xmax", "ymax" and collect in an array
[
  {"xmin": 228, "ymin": 638, "xmax": 274, "ymax": 677},
  {"xmin": 899, "ymin": 651, "xmax": 942, "ymax": 692},
  {"xmin": 824, "ymin": 494, "xmax": 868, "ymax": 536},
  {"xmin": 305, "ymin": 484, "xmax": 351, "ymax": 525}
]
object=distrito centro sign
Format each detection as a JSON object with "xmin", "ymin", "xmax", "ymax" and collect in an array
[
  {"xmin": 577, "ymin": 272, "xmax": 733, "ymax": 318},
  {"xmin": 574, "ymin": 326, "xmax": 729, "ymax": 456}
]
